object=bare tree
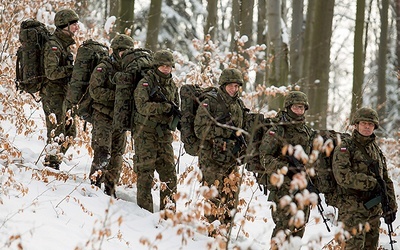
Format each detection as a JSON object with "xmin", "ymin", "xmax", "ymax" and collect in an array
[
  {"xmin": 290, "ymin": 0, "xmax": 304, "ymax": 85},
  {"xmin": 118, "ymin": 0, "xmax": 135, "ymax": 35},
  {"xmin": 205, "ymin": 0, "xmax": 218, "ymax": 40},
  {"xmin": 145, "ymin": 0, "xmax": 162, "ymax": 51},
  {"xmin": 266, "ymin": 0, "xmax": 289, "ymax": 111},
  {"xmin": 351, "ymin": 0, "xmax": 366, "ymax": 115},
  {"xmin": 377, "ymin": 0, "xmax": 389, "ymax": 120},
  {"xmin": 303, "ymin": 0, "xmax": 335, "ymax": 129}
]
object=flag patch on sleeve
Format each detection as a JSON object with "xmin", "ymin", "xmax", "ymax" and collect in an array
[
  {"xmin": 96, "ymin": 67, "xmax": 103, "ymax": 72},
  {"xmin": 142, "ymin": 83, "xmax": 149, "ymax": 87},
  {"xmin": 202, "ymin": 103, "xmax": 208, "ymax": 107},
  {"xmin": 340, "ymin": 147, "xmax": 347, "ymax": 152}
]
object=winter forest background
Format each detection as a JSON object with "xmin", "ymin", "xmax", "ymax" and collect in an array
[{"xmin": 0, "ymin": 0, "xmax": 400, "ymax": 249}]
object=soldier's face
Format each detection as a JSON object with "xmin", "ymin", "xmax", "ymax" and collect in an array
[
  {"xmin": 64, "ymin": 22, "xmax": 79, "ymax": 35},
  {"xmin": 356, "ymin": 121, "xmax": 375, "ymax": 136},
  {"xmin": 225, "ymin": 83, "xmax": 240, "ymax": 97},
  {"xmin": 158, "ymin": 65, "xmax": 172, "ymax": 75},
  {"xmin": 290, "ymin": 104, "xmax": 306, "ymax": 116}
]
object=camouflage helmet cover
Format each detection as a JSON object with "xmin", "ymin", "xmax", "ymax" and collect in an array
[
  {"xmin": 352, "ymin": 107, "xmax": 379, "ymax": 129},
  {"xmin": 219, "ymin": 68, "xmax": 244, "ymax": 86},
  {"xmin": 111, "ymin": 34, "xmax": 134, "ymax": 50},
  {"xmin": 54, "ymin": 9, "xmax": 79, "ymax": 28},
  {"xmin": 284, "ymin": 91, "xmax": 309, "ymax": 110},
  {"xmin": 153, "ymin": 50, "xmax": 175, "ymax": 67}
]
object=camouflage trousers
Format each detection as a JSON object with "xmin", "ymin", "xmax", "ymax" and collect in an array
[
  {"xmin": 90, "ymin": 110, "xmax": 126, "ymax": 194},
  {"xmin": 199, "ymin": 150, "xmax": 240, "ymax": 225},
  {"xmin": 41, "ymin": 90, "xmax": 76, "ymax": 164},
  {"xmin": 133, "ymin": 128, "xmax": 176, "ymax": 213},
  {"xmin": 337, "ymin": 195, "xmax": 381, "ymax": 250},
  {"xmin": 268, "ymin": 183, "xmax": 311, "ymax": 239}
]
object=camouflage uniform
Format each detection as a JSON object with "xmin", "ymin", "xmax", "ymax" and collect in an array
[
  {"xmin": 133, "ymin": 50, "xmax": 179, "ymax": 212},
  {"xmin": 332, "ymin": 107, "xmax": 397, "ymax": 249},
  {"xmin": 41, "ymin": 9, "xmax": 79, "ymax": 169},
  {"xmin": 88, "ymin": 34, "xmax": 134, "ymax": 196},
  {"xmin": 259, "ymin": 91, "xmax": 315, "ymax": 240},
  {"xmin": 194, "ymin": 68, "xmax": 248, "ymax": 225}
]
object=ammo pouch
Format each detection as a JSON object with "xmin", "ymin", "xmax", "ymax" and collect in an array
[{"xmin": 212, "ymin": 137, "xmax": 237, "ymax": 163}]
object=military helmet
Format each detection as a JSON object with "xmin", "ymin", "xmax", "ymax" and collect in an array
[
  {"xmin": 352, "ymin": 107, "xmax": 379, "ymax": 129},
  {"xmin": 153, "ymin": 50, "xmax": 174, "ymax": 67},
  {"xmin": 284, "ymin": 91, "xmax": 309, "ymax": 110},
  {"xmin": 219, "ymin": 68, "xmax": 244, "ymax": 86},
  {"xmin": 54, "ymin": 9, "xmax": 79, "ymax": 28},
  {"xmin": 111, "ymin": 34, "xmax": 134, "ymax": 50}
]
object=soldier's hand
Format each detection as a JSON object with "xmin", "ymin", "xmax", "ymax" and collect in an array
[{"xmin": 384, "ymin": 210, "xmax": 397, "ymax": 224}]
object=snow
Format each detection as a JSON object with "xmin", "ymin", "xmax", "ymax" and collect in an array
[{"xmin": 0, "ymin": 108, "xmax": 399, "ymax": 250}]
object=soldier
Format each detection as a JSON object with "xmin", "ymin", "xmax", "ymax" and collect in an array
[
  {"xmin": 41, "ymin": 9, "xmax": 79, "ymax": 169},
  {"xmin": 194, "ymin": 68, "xmax": 249, "ymax": 228},
  {"xmin": 88, "ymin": 34, "xmax": 135, "ymax": 197},
  {"xmin": 259, "ymin": 91, "xmax": 316, "ymax": 247},
  {"xmin": 332, "ymin": 107, "xmax": 397, "ymax": 249},
  {"xmin": 133, "ymin": 49, "xmax": 180, "ymax": 212}
]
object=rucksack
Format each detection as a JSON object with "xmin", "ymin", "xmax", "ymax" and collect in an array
[
  {"xmin": 179, "ymin": 84, "xmax": 220, "ymax": 156},
  {"xmin": 313, "ymin": 130, "xmax": 351, "ymax": 205},
  {"xmin": 67, "ymin": 39, "xmax": 109, "ymax": 123},
  {"xmin": 112, "ymin": 48, "xmax": 154, "ymax": 132},
  {"xmin": 15, "ymin": 19, "xmax": 50, "ymax": 98}
]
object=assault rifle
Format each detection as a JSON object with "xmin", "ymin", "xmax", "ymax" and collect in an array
[
  {"xmin": 364, "ymin": 160, "xmax": 396, "ymax": 250},
  {"xmin": 285, "ymin": 155, "xmax": 331, "ymax": 232},
  {"xmin": 150, "ymin": 85, "xmax": 182, "ymax": 131}
]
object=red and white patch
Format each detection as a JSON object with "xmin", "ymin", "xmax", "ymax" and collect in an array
[
  {"xmin": 202, "ymin": 103, "xmax": 208, "ymax": 107},
  {"xmin": 340, "ymin": 147, "xmax": 347, "ymax": 152},
  {"xmin": 142, "ymin": 82, "xmax": 149, "ymax": 87},
  {"xmin": 51, "ymin": 47, "xmax": 58, "ymax": 51},
  {"xmin": 96, "ymin": 67, "xmax": 103, "ymax": 72},
  {"xmin": 269, "ymin": 131, "xmax": 275, "ymax": 136}
]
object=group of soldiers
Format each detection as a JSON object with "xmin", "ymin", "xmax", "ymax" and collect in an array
[{"xmin": 40, "ymin": 8, "xmax": 397, "ymax": 249}]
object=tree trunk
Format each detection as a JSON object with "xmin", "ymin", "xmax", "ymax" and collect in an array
[
  {"xmin": 290, "ymin": 0, "xmax": 304, "ymax": 86},
  {"xmin": 118, "ymin": 0, "xmax": 135, "ymax": 35},
  {"xmin": 230, "ymin": 0, "xmax": 240, "ymax": 52},
  {"xmin": 205, "ymin": 0, "xmax": 218, "ymax": 40},
  {"xmin": 266, "ymin": 0, "xmax": 288, "ymax": 111},
  {"xmin": 305, "ymin": 0, "xmax": 334, "ymax": 129},
  {"xmin": 377, "ymin": 0, "xmax": 388, "ymax": 120},
  {"xmin": 145, "ymin": 0, "xmax": 162, "ymax": 51},
  {"xmin": 351, "ymin": 0, "xmax": 366, "ymax": 116},
  {"xmin": 255, "ymin": 0, "xmax": 267, "ymax": 88}
]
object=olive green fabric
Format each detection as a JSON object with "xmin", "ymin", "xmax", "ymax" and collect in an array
[
  {"xmin": 259, "ymin": 110, "xmax": 315, "ymax": 238},
  {"xmin": 351, "ymin": 107, "xmax": 379, "ymax": 129},
  {"xmin": 153, "ymin": 50, "xmax": 174, "ymax": 67},
  {"xmin": 133, "ymin": 68, "xmax": 179, "ymax": 212},
  {"xmin": 67, "ymin": 39, "xmax": 109, "ymax": 123},
  {"xmin": 40, "ymin": 28, "xmax": 76, "ymax": 167},
  {"xmin": 54, "ymin": 9, "xmax": 79, "ymax": 28},
  {"xmin": 112, "ymin": 48, "xmax": 153, "ymax": 131},
  {"xmin": 194, "ymin": 86, "xmax": 248, "ymax": 223},
  {"xmin": 218, "ymin": 68, "xmax": 244, "ymax": 86},
  {"xmin": 332, "ymin": 130, "xmax": 397, "ymax": 249},
  {"xmin": 284, "ymin": 91, "xmax": 309, "ymax": 110},
  {"xmin": 111, "ymin": 34, "xmax": 134, "ymax": 50},
  {"xmin": 16, "ymin": 19, "xmax": 50, "ymax": 94},
  {"xmin": 88, "ymin": 55, "xmax": 126, "ymax": 196}
]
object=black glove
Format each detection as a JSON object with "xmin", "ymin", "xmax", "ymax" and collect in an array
[
  {"xmin": 384, "ymin": 210, "xmax": 397, "ymax": 224},
  {"xmin": 166, "ymin": 103, "xmax": 181, "ymax": 118}
]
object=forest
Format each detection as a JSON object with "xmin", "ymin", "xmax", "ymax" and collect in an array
[{"xmin": 0, "ymin": 0, "xmax": 399, "ymax": 249}]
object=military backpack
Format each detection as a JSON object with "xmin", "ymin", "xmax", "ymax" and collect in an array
[
  {"xmin": 313, "ymin": 130, "xmax": 351, "ymax": 205},
  {"xmin": 113, "ymin": 48, "xmax": 154, "ymax": 132},
  {"xmin": 179, "ymin": 84, "xmax": 221, "ymax": 156},
  {"xmin": 15, "ymin": 19, "xmax": 51, "ymax": 98},
  {"xmin": 66, "ymin": 39, "xmax": 109, "ymax": 123}
]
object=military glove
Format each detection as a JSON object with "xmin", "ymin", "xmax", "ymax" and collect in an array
[{"xmin": 384, "ymin": 210, "xmax": 397, "ymax": 224}]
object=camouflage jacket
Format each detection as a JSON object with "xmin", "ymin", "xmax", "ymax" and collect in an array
[
  {"xmin": 42, "ymin": 29, "xmax": 75, "ymax": 96},
  {"xmin": 194, "ymin": 87, "xmax": 247, "ymax": 157},
  {"xmin": 134, "ymin": 69, "xmax": 179, "ymax": 129},
  {"xmin": 332, "ymin": 130, "xmax": 397, "ymax": 210},
  {"xmin": 259, "ymin": 111, "xmax": 315, "ymax": 182},
  {"xmin": 89, "ymin": 57, "xmax": 120, "ymax": 118}
]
